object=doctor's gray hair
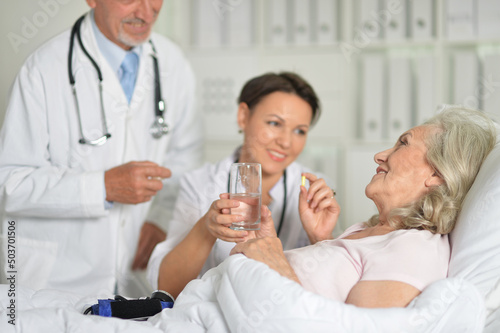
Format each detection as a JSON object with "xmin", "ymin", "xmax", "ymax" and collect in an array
[
  {"xmin": 237, "ymin": 72, "xmax": 321, "ymax": 126},
  {"xmin": 366, "ymin": 107, "xmax": 497, "ymax": 234}
]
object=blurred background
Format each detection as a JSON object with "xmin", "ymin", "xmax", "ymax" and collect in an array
[{"xmin": 1, "ymin": 0, "xmax": 500, "ymax": 231}]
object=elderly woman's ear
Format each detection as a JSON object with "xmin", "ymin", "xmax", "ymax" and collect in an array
[{"xmin": 425, "ymin": 172, "xmax": 444, "ymax": 188}]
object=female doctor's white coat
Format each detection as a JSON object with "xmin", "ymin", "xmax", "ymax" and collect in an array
[
  {"xmin": 147, "ymin": 150, "xmax": 334, "ymax": 290},
  {"xmin": 0, "ymin": 14, "xmax": 203, "ymax": 297}
]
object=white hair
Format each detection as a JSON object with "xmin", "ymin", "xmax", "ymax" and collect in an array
[{"xmin": 366, "ymin": 107, "xmax": 497, "ymax": 234}]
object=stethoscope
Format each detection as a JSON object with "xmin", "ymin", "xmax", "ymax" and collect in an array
[
  {"xmin": 227, "ymin": 162, "xmax": 287, "ymax": 237},
  {"xmin": 67, "ymin": 15, "xmax": 168, "ymax": 146}
]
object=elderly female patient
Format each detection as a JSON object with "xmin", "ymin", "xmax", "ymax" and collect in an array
[{"xmin": 231, "ymin": 107, "xmax": 497, "ymax": 308}]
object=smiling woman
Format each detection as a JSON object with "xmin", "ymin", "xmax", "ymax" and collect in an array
[
  {"xmin": 237, "ymin": 92, "xmax": 311, "ymax": 183},
  {"xmin": 365, "ymin": 126, "xmax": 445, "ymax": 224},
  {"xmin": 365, "ymin": 108, "xmax": 497, "ymax": 235},
  {"xmin": 230, "ymin": 106, "xmax": 497, "ymax": 309},
  {"xmin": 147, "ymin": 72, "xmax": 338, "ymax": 298},
  {"xmin": 237, "ymin": 83, "xmax": 316, "ymax": 206}
]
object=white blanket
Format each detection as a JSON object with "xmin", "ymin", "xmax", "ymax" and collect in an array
[{"xmin": 0, "ymin": 255, "xmax": 486, "ymax": 332}]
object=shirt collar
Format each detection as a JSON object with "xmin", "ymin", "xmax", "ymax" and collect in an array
[{"xmin": 90, "ymin": 10, "xmax": 142, "ymax": 75}]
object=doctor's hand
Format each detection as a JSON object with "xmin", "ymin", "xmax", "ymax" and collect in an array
[
  {"xmin": 202, "ymin": 193, "xmax": 249, "ymax": 243},
  {"xmin": 105, "ymin": 161, "xmax": 171, "ymax": 204},
  {"xmin": 299, "ymin": 173, "xmax": 340, "ymax": 244},
  {"xmin": 132, "ymin": 221, "xmax": 166, "ymax": 270}
]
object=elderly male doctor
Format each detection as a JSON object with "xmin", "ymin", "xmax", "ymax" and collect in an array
[{"xmin": 0, "ymin": 0, "xmax": 202, "ymax": 297}]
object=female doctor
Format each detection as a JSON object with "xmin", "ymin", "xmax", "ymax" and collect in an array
[
  {"xmin": 147, "ymin": 72, "xmax": 338, "ymax": 298},
  {"xmin": 0, "ymin": 0, "xmax": 202, "ymax": 298}
]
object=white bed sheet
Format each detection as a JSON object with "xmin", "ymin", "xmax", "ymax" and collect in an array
[{"xmin": 0, "ymin": 254, "xmax": 485, "ymax": 333}]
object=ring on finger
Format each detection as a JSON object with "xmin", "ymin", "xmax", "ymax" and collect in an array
[{"xmin": 331, "ymin": 188, "xmax": 336, "ymax": 198}]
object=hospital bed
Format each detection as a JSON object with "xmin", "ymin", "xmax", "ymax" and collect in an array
[{"xmin": 1, "ymin": 134, "xmax": 499, "ymax": 333}]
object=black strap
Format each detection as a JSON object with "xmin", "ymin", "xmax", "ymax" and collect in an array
[
  {"xmin": 150, "ymin": 40, "xmax": 164, "ymax": 118},
  {"xmin": 68, "ymin": 15, "xmax": 103, "ymax": 85},
  {"xmin": 275, "ymin": 170, "xmax": 287, "ymax": 237},
  {"xmin": 67, "ymin": 16, "xmax": 81, "ymax": 85}
]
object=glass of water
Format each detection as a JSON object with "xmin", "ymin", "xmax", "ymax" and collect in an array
[{"xmin": 229, "ymin": 163, "xmax": 262, "ymax": 231}]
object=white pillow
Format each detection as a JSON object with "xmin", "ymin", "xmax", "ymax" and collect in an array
[{"xmin": 448, "ymin": 139, "xmax": 500, "ymax": 301}]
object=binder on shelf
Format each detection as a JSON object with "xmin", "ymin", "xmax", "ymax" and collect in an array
[
  {"xmin": 292, "ymin": 0, "xmax": 312, "ymax": 45},
  {"xmin": 358, "ymin": 0, "xmax": 382, "ymax": 41},
  {"xmin": 314, "ymin": 0, "xmax": 339, "ymax": 45},
  {"xmin": 227, "ymin": 0, "xmax": 255, "ymax": 47},
  {"xmin": 361, "ymin": 54, "xmax": 385, "ymax": 141},
  {"xmin": 191, "ymin": 0, "xmax": 223, "ymax": 48},
  {"xmin": 387, "ymin": 57, "xmax": 411, "ymax": 141},
  {"xmin": 445, "ymin": 0, "xmax": 475, "ymax": 41},
  {"xmin": 267, "ymin": 0, "xmax": 290, "ymax": 46},
  {"xmin": 477, "ymin": 0, "xmax": 500, "ymax": 40},
  {"xmin": 452, "ymin": 51, "xmax": 479, "ymax": 109},
  {"xmin": 408, "ymin": 0, "xmax": 434, "ymax": 40},
  {"xmin": 383, "ymin": 0, "xmax": 407, "ymax": 41},
  {"xmin": 482, "ymin": 54, "xmax": 500, "ymax": 118},
  {"xmin": 414, "ymin": 55, "xmax": 436, "ymax": 124},
  {"xmin": 189, "ymin": 54, "xmax": 258, "ymax": 140}
]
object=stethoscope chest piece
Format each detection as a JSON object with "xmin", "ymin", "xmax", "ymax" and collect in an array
[{"xmin": 150, "ymin": 115, "xmax": 169, "ymax": 138}]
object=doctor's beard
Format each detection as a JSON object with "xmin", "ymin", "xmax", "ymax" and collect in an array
[{"xmin": 118, "ymin": 18, "xmax": 153, "ymax": 48}]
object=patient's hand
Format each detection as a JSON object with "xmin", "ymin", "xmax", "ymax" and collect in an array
[
  {"xmin": 245, "ymin": 205, "xmax": 277, "ymax": 240},
  {"xmin": 230, "ymin": 236, "xmax": 301, "ymax": 284}
]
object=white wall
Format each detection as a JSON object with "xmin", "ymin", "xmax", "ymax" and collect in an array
[{"xmin": 0, "ymin": 0, "xmax": 89, "ymax": 124}]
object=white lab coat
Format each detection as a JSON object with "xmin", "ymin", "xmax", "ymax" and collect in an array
[
  {"xmin": 147, "ymin": 150, "xmax": 333, "ymax": 290},
  {"xmin": 0, "ymin": 13, "xmax": 203, "ymax": 297}
]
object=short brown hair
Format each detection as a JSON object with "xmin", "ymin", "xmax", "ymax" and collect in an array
[{"xmin": 237, "ymin": 72, "xmax": 321, "ymax": 126}]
